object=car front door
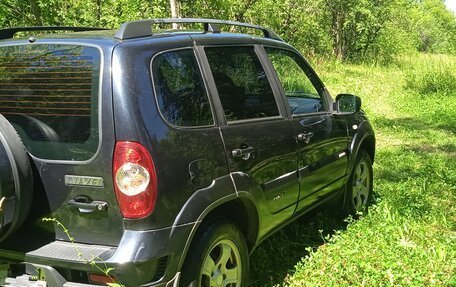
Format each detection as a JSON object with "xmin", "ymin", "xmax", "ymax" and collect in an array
[
  {"xmin": 264, "ymin": 47, "xmax": 349, "ymax": 211},
  {"xmin": 202, "ymin": 45, "xmax": 299, "ymax": 232}
]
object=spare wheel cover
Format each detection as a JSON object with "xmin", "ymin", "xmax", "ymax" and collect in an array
[{"xmin": 0, "ymin": 114, "xmax": 33, "ymax": 241}]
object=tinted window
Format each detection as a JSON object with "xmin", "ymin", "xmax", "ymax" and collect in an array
[
  {"xmin": 152, "ymin": 49, "xmax": 213, "ymax": 127},
  {"xmin": 205, "ymin": 47, "xmax": 279, "ymax": 121},
  {"xmin": 266, "ymin": 48, "xmax": 327, "ymax": 114},
  {"xmin": 0, "ymin": 44, "xmax": 100, "ymax": 161}
]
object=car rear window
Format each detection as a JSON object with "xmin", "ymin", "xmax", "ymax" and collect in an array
[{"xmin": 0, "ymin": 44, "xmax": 101, "ymax": 161}]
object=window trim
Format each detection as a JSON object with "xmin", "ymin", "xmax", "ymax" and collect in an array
[
  {"xmin": 201, "ymin": 44, "xmax": 286, "ymax": 125},
  {"xmin": 226, "ymin": 115, "xmax": 284, "ymax": 126},
  {"xmin": 0, "ymin": 41, "xmax": 104, "ymax": 165},
  {"xmin": 261, "ymin": 45, "xmax": 332, "ymax": 118},
  {"xmin": 150, "ymin": 47, "xmax": 216, "ymax": 130}
]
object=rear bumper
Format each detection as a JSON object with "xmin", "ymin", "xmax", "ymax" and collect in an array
[
  {"xmin": 0, "ymin": 223, "xmax": 194, "ymax": 286},
  {"xmin": 3, "ymin": 263, "xmax": 181, "ymax": 287}
]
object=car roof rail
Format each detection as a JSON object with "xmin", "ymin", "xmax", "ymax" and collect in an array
[
  {"xmin": 114, "ymin": 18, "xmax": 283, "ymax": 41},
  {"xmin": 0, "ymin": 26, "xmax": 109, "ymax": 40}
]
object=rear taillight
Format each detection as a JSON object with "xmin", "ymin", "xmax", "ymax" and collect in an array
[{"xmin": 113, "ymin": 141, "xmax": 157, "ymax": 219}]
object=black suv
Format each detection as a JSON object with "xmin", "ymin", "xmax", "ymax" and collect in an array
[{"xmin": 0, "ymin": 19, "xmax": 375, "ymax": 287}]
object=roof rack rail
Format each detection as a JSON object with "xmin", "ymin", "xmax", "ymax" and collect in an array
[
  {"xmin": 0, "ymin": 26, "xmax": 109, "ymax": 40},
  {"xmin": 114, "ymin": 18, "xmax": 283, "ymax": 41}
]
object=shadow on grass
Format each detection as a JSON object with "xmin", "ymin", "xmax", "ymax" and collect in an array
[
  {"xmin": 374, "ymin": 144, "xmax": 452, "ymax": 220},
  {"xmin": 374, "ymin": 117, "xmax": 456, "ymax": 160},
  {"xmin": 373, "ymin": 112, "xmax": 455, "ymax": 219},
  {"xmin": 373, "ymin": 114, "xmax": 455, "ymax": 184},
  {"xmin": 249, "ymin": 208, "xmax": 349, "ymax": 286},
  {"xmin": 374, "ymin": 117, "xmax": 455, "ymax": 135}
]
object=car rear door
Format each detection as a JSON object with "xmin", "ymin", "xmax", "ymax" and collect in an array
[
  {"xmin": 0, "ymin": 42, "xmax": 124, "ymax": 245},
  {"xmin": 200, "ymin": 45, "xmax": 300, "ymax": 232},
  {"xmin": 263, "ymin": 47, "xmax": 349, "ymax": 211}
]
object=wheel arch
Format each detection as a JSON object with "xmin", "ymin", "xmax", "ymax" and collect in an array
[
  {"xmin": 175, "ymin": 192, "xmax": 260, "ymax": 271},
  {"xmin": 349, "ymin": 119, "xmax": 376, "ymax": 171},
  {"xmin": 200, "ymin": 195, "xmax": 260, "ymax": 251},
  {"xmin": 341, "ymin": 119, "xmax": 375, "ymax": 212},
  {"xmin": 360, "ymin": 134, "xmax": 375, "ymax": 163}
]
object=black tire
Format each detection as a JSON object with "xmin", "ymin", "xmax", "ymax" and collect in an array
[
  {"xmin": 180, "ymin": 221, "xmax": 249, "ymax": 287},
  {"xmin": 343, "ymin": 150, "xmax": 373, "ymax": 216},
  {"xmin": 0, "ymin": 114, "xmax": 33, "ymax": 241},
  {"xmin": 5, "ymin": 114, "xmax": 60, "ymax": 142}
]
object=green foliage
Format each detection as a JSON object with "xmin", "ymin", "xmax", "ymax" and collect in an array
[
  {"xmin": 1, "ymin": 0, "xmax": 455, "ymax": 63},
  {"xmin": 247, "ymin": 0, "xmax": 332, "ymax": 57},
  {"xmin": 322, "ymin": 0, "xmax": 397, "ymax": 61},
  {"xmin": 415, "ymin": 0, "xmax": 456, "ymax": 54},
  {"xmin": 0, "ymin": 0, "xmax": 170, "ymax": 28}
]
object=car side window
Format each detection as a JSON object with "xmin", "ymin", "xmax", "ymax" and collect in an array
[
  {"xmin": 265, "ymin": 48, "xmax": 327, "ymax": 115},
  {"xmin": 152, "ymin": 49, "xmax": 213, "ymax": 127},
  {"xmin": 205, "ymin": 46, "xmax": 280, "ymax": 122}
]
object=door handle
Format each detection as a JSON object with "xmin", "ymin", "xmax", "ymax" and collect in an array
[
  {"xmin": 68, "ymin": 197, "xmax": 108, "ymax": 214},
  {"xmin": 232, "ymin": 146, "xmax": 255, "ymax": 160},
  {"xmin": 297, "ymin": 131, "xmax": 314, "ymax": 143}
]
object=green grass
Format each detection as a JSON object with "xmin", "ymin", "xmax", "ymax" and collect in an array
[
  {"xmin": 401, "ymin": 54, "xmax": 456, "ymax": 96},
  {"xmin": 249, "ymin": 54, "xmax": 456, "ymax": 286}
]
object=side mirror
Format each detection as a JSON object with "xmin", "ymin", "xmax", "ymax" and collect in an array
[{"xmin": 336, "ymin": 94, "xmax": 361, "ymax": 113}]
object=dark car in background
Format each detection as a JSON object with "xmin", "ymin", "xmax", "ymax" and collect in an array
[{"xmin": 0, "ymin": 18, "xmax": 375, "ymax": 286}]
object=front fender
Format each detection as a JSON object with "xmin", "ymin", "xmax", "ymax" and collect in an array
[{"xmin": 348, "ymin": 118, "xmax": 376, "ymax": 175}]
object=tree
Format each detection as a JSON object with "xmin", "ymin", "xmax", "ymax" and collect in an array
[
  {"xmin": 323, "ymin": 0, "xmax": 398, "ymax": 61},
  {"xmin": 170, "ymin": 0, "xmax": 182, "ymax": 28},
  {"xmin": 0, "ymin": 0, "xmax": 454, "ymax": 62}
]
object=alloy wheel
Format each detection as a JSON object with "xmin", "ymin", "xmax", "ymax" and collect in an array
[
  {"xmin": 200, "ymin": 239, "xmax": 242, "ymax": 287},
  {"xmin": 351, "ymin": 159, "xmax": 371, "ymax": 212}
]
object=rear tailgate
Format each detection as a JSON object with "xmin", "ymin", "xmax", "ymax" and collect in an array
[{"xmin": 0, "ymin": 41, "xmax": 123, "ymax": 246}]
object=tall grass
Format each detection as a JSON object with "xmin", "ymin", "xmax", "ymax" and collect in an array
[
  {"xmin": 401, "ymin": 54, "xmax": 456, "ymax": 96},
  {"xmin": 249, "ymin": 54, "xmax": 456, "ymax": 286}
]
